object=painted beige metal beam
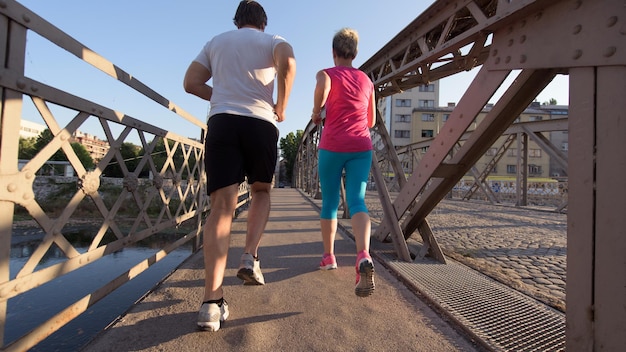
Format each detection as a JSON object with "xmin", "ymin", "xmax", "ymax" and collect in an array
[
  {"xmin": 360, "ymin": 0, "xmax": 553, "ymax": 97},
  {"xmin": 566, "ymin": 67, "xmax": 595, "ymax": 352},
  {"xmin": 593, "ymin": 66, "xmax": 626, "ymax": 351},
  {"xmin": 0, "ymin": 17, "xmax": 27, "ymax": 346}
]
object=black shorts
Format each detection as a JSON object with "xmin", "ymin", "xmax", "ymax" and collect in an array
[{"xmin": 205, "ymin": 114, "xmax": 279, "ymax": 194}]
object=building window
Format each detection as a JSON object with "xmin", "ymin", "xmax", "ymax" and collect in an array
[
  {"xmin": 529, "ymin": 149, "xmax": 542, "ymax": 158},
  {"xmin": 419, "ymin": 100, "xmax": 434, "ymax": 108},
  {"xmin": 421, "ymin": 129, "xmax": 434, "ymax": 138},
  {"xmin": 418, "ymin": 84, "xmax": 435, "ymax": 92},
  {"xmin": 395, "ymin": 99, "xmax": 411, "ymax": 107},
  {"xmin": 395, "ymin": 114, "xmax": 411, "ymax": 122},
  {"xmin": 507, "ymin": 165, "xmax": 517, "ymax": 173},
  {"xmin": 528, "ymin": 164, "xmax": 542, "ymax": 175},
  {"xmin": 394, "ymin": 130, "xmax": 410, "ymax": 138},
  {"xmin": 485, "ymin": 148, "xmax": 497, "ymax": 156},
  {"xmin": 508, "ymin": 149, "xmax": 518, "ymax": 157},
  {"xmin": 529, "ymin": 116, "xmax": 543, "ymax": 121},
  {"xmin": 561, "ymin": 142, "xmax": 568, "ymax": 151},
  {"xmin": 421, "ymin": 113, "xmax": 435, "ymax": 122},
  {"xmin": 442, "ymin": 114, "xmax": 450, "ymax": 122}
]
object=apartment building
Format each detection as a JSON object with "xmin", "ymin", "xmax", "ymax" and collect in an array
[
  {"xmin": 19, "ymin": 119, "xmax": 110, "ymax": 163},
  {"xmin": 19, "ymin": 119, "xmax": 47, "ymax": 139},
  {"xmin": 377, "ymin": 81, "xmax": 440, "ymax": 148},
  {"xmin": 71, "ymin": 130, "xmax": 109, "ymax": 162}
]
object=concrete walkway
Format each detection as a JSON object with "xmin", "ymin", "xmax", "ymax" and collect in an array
[{"xmin": 83, "ymin": 188, "xmax": 482, "ymax": 351}]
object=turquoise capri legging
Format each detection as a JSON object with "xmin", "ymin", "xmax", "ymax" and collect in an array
[{"xmin": 318, "ymin": 149, "xmax": 373, "ymax": 219}]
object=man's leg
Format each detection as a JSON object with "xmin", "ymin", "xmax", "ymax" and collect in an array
[
  {"xmin": 235, "ymin": 181, "xmax": 271, "ymax": 285},
  {"xmin": 243, "ymin": 181, "xmax": 272, "ymax": 257},
  {"xmin": 202, "ymin": 184, "xmax": 239, "ymax": 301}
]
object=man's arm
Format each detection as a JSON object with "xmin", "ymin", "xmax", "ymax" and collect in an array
[
  {"xmin": 273, "ymin": 42, "xmax": 296, "ymax": 122},
  {"xmin": 183, "ymin": 61, "xmax": 213, "ymax": 101}
]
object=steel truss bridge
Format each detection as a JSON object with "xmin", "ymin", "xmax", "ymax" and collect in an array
[{"xmin": 1, "ymin": 0, "xmax": 625, "ymax": 351}]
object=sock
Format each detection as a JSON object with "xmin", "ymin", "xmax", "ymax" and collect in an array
[{"xmin": 203, "ymin": 298, "xmax": 223, "ymax": 306}]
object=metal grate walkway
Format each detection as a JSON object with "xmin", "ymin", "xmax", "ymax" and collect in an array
[{"xmin": 377, "ymin": 251, "xmax": 565, "ymax": 352}]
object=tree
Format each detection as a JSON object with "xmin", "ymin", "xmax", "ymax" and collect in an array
[
  {"xmin": 71, "ymin": 142, "xmax": 94, "ymax": 170},
  {"xmin": 139, "ymin": 138, "xmax": 193, "ymax": 179},
  {"xmin": 542, "ymin": 98, "xmax": 558, "ymax": 105},
  {"xmin": 30, "ymin": 129, "xmax": 94, "ymax": 171},
  {"xmin": 18, "ymin": 137, "xmax": 37, "ymax": 159},
  {"xmin": 34, "ymin": 129, "xmax": 65, "ymax": 161},
  {"xmin": 104, "ymin": 142, "xmax": 141, "ymax": 177},
  {"xmin": 279, "ymin": 130, "xmax": 303, "ymax": 183}
]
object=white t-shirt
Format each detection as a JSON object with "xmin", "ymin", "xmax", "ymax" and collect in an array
[{"xmin": 194, "ymin": 28, "xmax": 287, "ymax": 126}]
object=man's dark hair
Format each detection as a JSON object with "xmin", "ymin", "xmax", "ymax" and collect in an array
[{"xmin": 233, "ymin": 1, "xmax": 268, "ymax": 29}]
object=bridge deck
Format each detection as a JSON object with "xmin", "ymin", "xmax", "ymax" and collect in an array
[{"xmin": 84, "ymin": 188, "xmax": 564, "ymax": 351}]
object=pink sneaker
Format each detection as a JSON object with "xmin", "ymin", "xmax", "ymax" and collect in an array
[
  {"xmin": 355, "ymin": 252, "xmax": 375, "ymax": 297},
  {"xmin": 319, "ymin": 253, "xmax": 337, "ymax": 270}
]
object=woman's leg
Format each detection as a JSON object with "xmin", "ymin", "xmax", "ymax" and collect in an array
[
  {"xmin": 344, "ymin": 151, "xmax": 373, "ymax": 253},
  {"xmin": 318, "ymin": 149, "xmax": 344, "ymax": 255}
]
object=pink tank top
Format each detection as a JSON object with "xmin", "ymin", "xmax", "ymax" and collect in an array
[{"xmin": 318, "ymin": 66, "xmax": 373, "ymax": 153}]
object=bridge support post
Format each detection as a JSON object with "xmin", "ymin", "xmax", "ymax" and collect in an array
[{"xmin": 567, "ymin": 66, "xmax": 626, "ymax": 351}]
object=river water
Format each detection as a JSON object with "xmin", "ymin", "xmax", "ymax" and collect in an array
[{"xmin": 7, "ymin": 233, "xmax": 193, "ymax": 351}]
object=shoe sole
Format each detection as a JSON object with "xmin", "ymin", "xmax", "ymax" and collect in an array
[
  {"xmin": 197, "ymin": 321, "xmax": 221, "ymax": 332},
  {"xmin": 319, "ymin": 264, "xmax": 337, "ymax": 270},
  {"xmin": 355, "ymin": 260, "xmax": 375, "ymax": 297},
  {"xmin": 237, "ymin": 268, "xmax": 265, "ymax": 285},
  {"xmin": 197, "ymin": 306, "xmax": 229, "ymax": 332}
]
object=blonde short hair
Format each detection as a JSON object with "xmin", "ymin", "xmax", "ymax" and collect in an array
[{"xmin": 332, "ymin": 28, "xmax": 358, "ymax": 59}]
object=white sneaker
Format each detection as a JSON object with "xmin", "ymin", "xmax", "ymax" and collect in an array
[
  {"xmin": 197, "ymin": 300, "xmax": 229, "ymax": 331},
  {"xmin": 236, "ymin": 253, "xmax": 265, "ymax": 285}
]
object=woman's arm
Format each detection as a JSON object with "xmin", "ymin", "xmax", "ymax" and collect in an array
[{"xmin": 312, "ymin": 70, "xmax": 330, "ymax": 125}]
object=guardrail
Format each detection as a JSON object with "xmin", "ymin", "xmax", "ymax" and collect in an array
[{"xmin": 0, "ymin": 1, "xmax": 249, "ymax": 350}]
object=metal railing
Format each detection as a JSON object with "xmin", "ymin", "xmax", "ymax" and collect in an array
[{"xmin": 0, "ymin": 1, "xmax": 249, "ymax": 350}]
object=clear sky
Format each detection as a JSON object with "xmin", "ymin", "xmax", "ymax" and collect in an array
[{"xmin": 17, "ymin": 0, "xmax": 568, "ymax": 143}]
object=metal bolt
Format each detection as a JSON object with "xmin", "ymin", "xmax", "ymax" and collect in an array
[
  {"xmin": 505, "ymin": 56, "xmax": 511, "ymax": 63},
  {"xmin": 520, "ymin": 35, "xmax": 526, "ymax": 44},
  {"xmin": 572, "ymin": 50, "xmax": 583, "ymax": 60},
  {"xmin": 7, "ymin": 183, "xmax": 17, "ymax": 192},
  {"xmin": 573, "ymin": 25, "xmax": 582, "ymax": 35},
  {"xmin": 16, "ymin": 79, "xmax": 26, "ymax": 89},
  {"xmin": 607, "ymin": 16, "xmax": 618, "ymax": 27},
  {"xmin": 520, "ymin": 55, "xmax": 527, "ymax": 63},
  {"xmin": 603, "ymin": 46, "xmax": 617, "ymax": 57},
  {"xmin": 22, "ymin": 14, "xmax": 30, "ymax": 23}
]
